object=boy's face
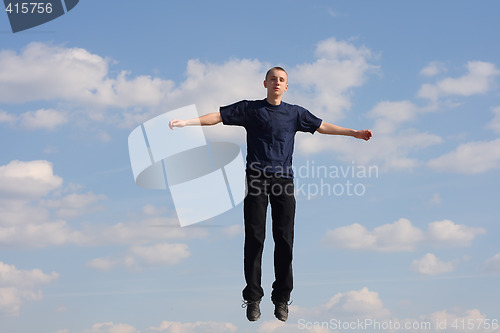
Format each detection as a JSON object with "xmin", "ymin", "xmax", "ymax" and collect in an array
[{"xmin": 264, "ymin": 69, "xmax": 288, "ymax": 96}]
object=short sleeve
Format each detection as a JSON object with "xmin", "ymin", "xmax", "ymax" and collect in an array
[
  {"xmin": 220, "ymin": 100, "xmax": 248, "ymax": 127},
  {"xmin": 297, "ymin": 107, "xmax": 322, "ymax": 134}
]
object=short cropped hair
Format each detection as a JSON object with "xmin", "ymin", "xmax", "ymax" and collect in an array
[{"xmin": 265, "ymin": 66, "xmax": 288, "ymax": 82}]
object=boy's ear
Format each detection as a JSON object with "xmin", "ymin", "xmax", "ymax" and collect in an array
[{"xmin": 263, "ymin": 80, "xmax": 267, "ymax": 88}]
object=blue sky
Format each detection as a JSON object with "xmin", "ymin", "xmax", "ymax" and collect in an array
[{"xmin": 1, "ymin": 1, "xmax": 500, "ymax": 332}]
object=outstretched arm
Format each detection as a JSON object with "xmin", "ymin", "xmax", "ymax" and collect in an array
[
  {"xmin": 169, "ymin": 112, "xmax": 222, "ymax": 129},
  {"xmin": 316, "ymin": 121, "xmax": 372, "ymax": 141}
]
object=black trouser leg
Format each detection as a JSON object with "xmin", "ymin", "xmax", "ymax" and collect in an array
[
  {"xmin": 242, "ymin": 171, "xmax": 269, "ymax": 301},
  {"xmin": 270, "ymin": 177, "xmax": 295, "ymax": 303}
]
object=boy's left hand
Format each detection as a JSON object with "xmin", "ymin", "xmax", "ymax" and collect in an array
[{"xmin": 355, "ymin": 130, "xmax": 373, "ymax": 141}]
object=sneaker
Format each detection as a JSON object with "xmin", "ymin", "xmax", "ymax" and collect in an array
[
  {"xmin": 242, "ymin": 299, "xmax": 261, "ymax": 321},
  {"xmin": 273, "ymin": 300, "xmax": 291, "ymax": 322}
]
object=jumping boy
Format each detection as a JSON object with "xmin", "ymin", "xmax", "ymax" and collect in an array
[{"xmin": 169, "ymin": 67, "xmax": 372, "ymax": 322}]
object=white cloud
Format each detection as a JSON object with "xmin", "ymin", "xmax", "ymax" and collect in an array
[
  {"xmin": 289, "ymin": 37, "xmax": 377, "ymax": 122},
  {"xmin": 483, "ymin": 253, "xmax": 500, "ymax": 274},
  {"xmin": 0, "ymin": 160, "xmax": 202, "ymax": 249},
  {"xmin": 86, "ymin": 257, "xmax": 116, "ymax": 271},
  {"xmin": 0, "ymin": 160, "xmax": 63, "ymax": 200},
  {"xmin": 427, "ymin": 138, "xmax": 500, "ymax": 174},
  {"xmin": 361, "ymin": 100, "xmax": 442, "ymax": 169},
  {"xmin": 369, "ymin": 100, "xmax": 422, "ymax": 135},
  {"xmin": 420, "ymin": 61, "xmax": 446, "ymax": 77},
  {"xmin": 0, "ymin": 220, "xmax": 85, "ymax": 248},
  {"xmin": 87, "ymin": 242, "xmax": 190, "ymax": 271},
  {"xmin": 255, "ymin": 288, "xmax": 391, "ymax": 333},
  {"xmin": 410, "ymin": 253, "xmax": 457, "ymax": 275},
  {"xmin": 330, "ymin": 287, "xmax": 390, "ymax": 317},
  {"xmin": 257, "ymin": 320, "xmax": 332, "ymax": 333},
  {"xmin": 147, "ymin": 321, "xmax": 237, "ymax": 333},
  {"xmin": 222, "ymin": 224, "xmax": 243, "ymax": 238},
  {"xmin": 294, "ymin": 287, "xmax": 391, "ymax": 320},
  {"xmin": 418, "ymin": 61, "xmax": 500, "ymax": 100},
  {"xmin": 296, "ymin": 100, "xmax": 442, "ymax": 170},
  {"xmin": 0, "ymin": 110, "xmax": 16, "ymax": 124},
  {"xmin": 0, "ymin": 42, "xmax": 173, "ymax": 108},
  {"xmin": 0, "ymin": 39, "xmax": 377, "ymax": 139},
  {"xmin": 257, "ymin": 321, "xmax": 291, "ymax": 333},
  {"xmin": 487, "ymin": 106, "xmax": 500, "ymax": 134},
  {"xmin": 0, "ymin": 261, "xmax": 59, "ymax": 316},
  {"xmin": 323, "ymin": 218, "xmax": 424, "ymax": 252},
  {"xmin": 142, "ymin": 204, "xmax": 168, "ymax": 216},
  {"xmin": 427, "ymin": 219, "xmax": 486, "ymax": 246},
  {"xmin": 425, "ymin": 309, "xmax": 492, "ymax": 333},
  {"xmin": 0, "ymin": 160, "xmax": 88, "ymax": 247},
  {"xmin": 19, "ymin": 108, "xmax": 68, "ymax": 130},
  {"xmin": 44, "ymin": 191, "xmax": 107, "ymax": 219},
  {"xmin": 80, "ymin": 215, "xmax": 208, "ymax": 247},
  {"xmin": 429, "ymin": 193, "xmax": 442, "ymax": 206},
  {"xmin": 127, "ymin": 243, "xmax": 190, "ymax": 267},
  {"xmin": 296, "ymin": 60, "xmax": 499, "ymax": 170},
  {"xmin": 82, "ymin": 322, "xmax": 140, "ymax": 333},
  {"xmin": 70, "ymin": 320, "xmax": 240, "ymax": 333},
  {"xmin": 324, "ymin": 218, "xmax": 484, "ymax": 252},
  {"xmin": 0, "ymin": 178, "xmax": 205, "ymax": 248}
]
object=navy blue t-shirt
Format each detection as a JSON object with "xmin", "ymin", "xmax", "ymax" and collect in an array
[{"xmin": 220, "ymin": 99, "xmax": 322, "ymax": 177}]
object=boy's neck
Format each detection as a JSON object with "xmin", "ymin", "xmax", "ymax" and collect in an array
[{"xmin": 266, "ymin": 95, "xmax": 282, "ymax": 106}]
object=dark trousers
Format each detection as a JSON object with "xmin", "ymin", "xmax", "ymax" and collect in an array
[{"xmin": 242, "ymin": 169, "xmax": 296, "ymax": 303}]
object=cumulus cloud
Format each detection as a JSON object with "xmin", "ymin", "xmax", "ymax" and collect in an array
[
  {"xmin": 0, "ymin": 261, "xmax": 59, "ymax": 316},
  {"xmin": 317, "ymin": 60, "xmax": 499, "ymax": 171},
  {"xmin": 369, "ymin": 101, "xmax": 423, "ymax": 135},
  {"xmin": 43, "ymin": 191, "xmax": 107, "ymax": 219},
  {"xmin": 429, "ymin": 193, "xmax": 442, "ymax": 206},
  {"xmin": 0, "ymin": 42, "xmax": 173, "ymax": 108},
  {"xmin": 0, "ymin": 159, "xmax": 202, "ymax": 249},
  {"xmin": 87, "ymin": 242, "xmax": 190, "ymax": 271},
  {"xmin": 0, "ymin": 39, "xmax": 378, "ymax": 135},
  {"xmin": 323, "ymin": 218, "xmax": 423, "ymax": 252},
  {"xmin": 0, "ymin": 220, "xmax": 85, "ymax": 248},
  {"xmin": 420, "ymin": 61, "xmax": 446, "ymax": 77},
  {"xmin": 76, "ymin": 320, "xmax": 239, "ymax": 333},
  {"xmin": 0, "ymin": 109, "xmax": 16, "ymax": 124},
  {"xmin": 483, "ymin": 253, "xmax": 500, "ymax": 274},
  {"xmin": 410, "ymin": 253, "xmax": 457, "ymax": 275},
  {"xmin": 147, "ymin": 320, "xmax": 237, "ymax": 333},
  {"xmin": 82, "ymin": 322, "xmax": 140, "ymax": 333},
  {"xmin": 0, "ymin": 160, "xmax": 63, "ymax": 200},
  {"xmin": 324, "ymin": 218, "xmax": 485, "ymax": 252},
  {"xmin": 427, "ymin": 219, "xmax": 486, "ymax": 246},
  {"xmin": 289, "ymin": 37, "xmax": 378, "ymax": 121},
  {"xmin": 425, "ymin": 309, "xmax": 491, "ymax": 332},
  {"xmin": 418, "ymin": 61, "xmax": 500, "ymax": 101},
  {"xmin": 294, "ymin": 287, "xmax": 391, "ymax": 321},
  {"xmin": 306, "ymin": 60, "xmax": 499, "ymax": 171},
  {"xmin": 0, "ymin": 160, "xmax": 95, "ymax": 248},
  {"xmin": 222, "ymin": 224, "xmax": 243, "ymax": 238},
  {"xmin": 427, "ymin": 138, "xmax": 500, "ymax": 174},
  {"xmin": 487, "ymin": 106, "xmax": 500, "ymax": 133},
  {"xmin": 296, "ymin": 99, "xmax": 442, "ymax": 170},
  {"xmin": 18, "ymin": 108, "xmax": 68, "ymax": 130},
  {"xmin": 253, "ymin": 288, "xmax": 392, "ymax": 333},
  {"xmin": 79, "ymin": 213, "xmax": 207, "ymax": 247}
]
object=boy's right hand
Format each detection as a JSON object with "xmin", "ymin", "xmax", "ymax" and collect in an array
[{"xmin": 169, "ymin": 119, "xmax": 186, "ymax": 129}]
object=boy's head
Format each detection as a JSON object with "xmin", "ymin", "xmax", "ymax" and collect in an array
[
  {"xmin": 265, "ymin": 67, "xmax": 288, "ymax": 83},
  {"xmin": 264, "ymin": 67, "xmax": 289, "ymax": 98}
]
